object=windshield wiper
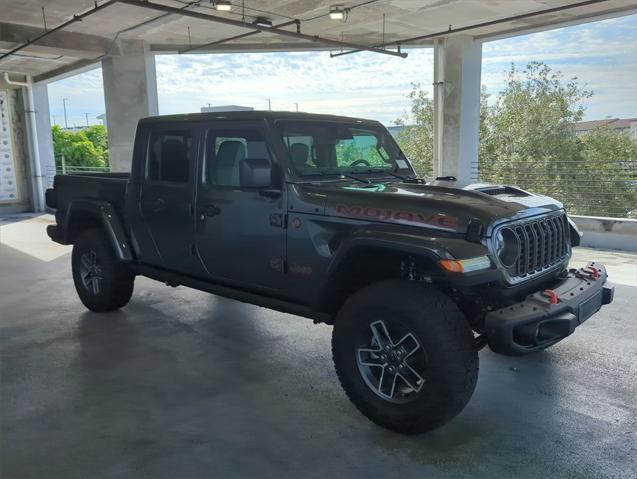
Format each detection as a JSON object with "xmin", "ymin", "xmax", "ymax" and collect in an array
[
  {"xmin": 317, "ymin": 169, "xmax": 372, "ymax": 185},
  {"xmin": 341, "ymin": 172, "xmax": 372, "ymax": 184},
  {"xmin": 386, "ymin": 171, "xmax": 425, "ymax": 183},
  {"xmin": 359, "ymin": 167, "xmax": 424, "ymax": 183}
]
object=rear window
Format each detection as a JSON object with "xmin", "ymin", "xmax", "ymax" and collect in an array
[{"xmin": 147, "ymin": 130, "xmax": 194, "ymax": 183}]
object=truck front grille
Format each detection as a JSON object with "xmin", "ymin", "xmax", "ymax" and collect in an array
[{"xmin": 504, "ymin": 213, "xmax": 569, "ymax": 279}]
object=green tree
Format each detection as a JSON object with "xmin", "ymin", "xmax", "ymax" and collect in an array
[
  {"xmin": 394, "ymin": 83, "xmax": 435, "ymax": 177},
  {"xmin": 395, "ymin": 61, "xmax": 637, "ymax": 218},
  {"xmin": 576, "ymin": 126, "xmax": 637, "ymax": 217},
  {"xmin": 83, "ymin": 125, "xmax": 109, "ymax": 163},
  {"xmin": 52, "ymin": 125, "xmax": 109, "ymax": 170},
  {"xmin": 479, "ymin": 62, "xmax": 592, "ymax": 201}
]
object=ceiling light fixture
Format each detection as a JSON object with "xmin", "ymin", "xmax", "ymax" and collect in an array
[
  {"xmin": 215, "ymin": 1, "xmax": 232, "ymax": 12},
  {"xmin": 329, "ymin": 5, "xmax": 349, "ymax": 21},
  {"xmin": 253, "ymin": 17, "xmax": 273, "ymax": 28}
]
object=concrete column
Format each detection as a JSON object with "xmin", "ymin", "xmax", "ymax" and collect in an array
[
  {"xmin": 32, "ymin": 82, "xmax": 55, "ymax": 191},
  {"xmin": 432, "ymin": 35, "xmax": 482, "ymax": 183},
  {"xmin": 102, "ymin": 40, "xmax": 158, "ymax": 172}
]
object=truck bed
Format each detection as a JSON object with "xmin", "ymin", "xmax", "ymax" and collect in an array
[{"xmin": 49, "ymin": 173, "xmax": 130, "ymax": 225}]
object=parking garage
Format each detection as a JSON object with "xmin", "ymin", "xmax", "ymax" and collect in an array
[{"xmin": 1, "ymin": 1, "xmax": 636, "ymax": 478}]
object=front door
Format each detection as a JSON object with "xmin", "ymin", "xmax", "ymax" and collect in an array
[
  {"xmin": 194, "ymin": 121, "xmax": 285, "ymax": 293},
  {"xmin": 140, "ymin": 125, "xmax": 203, "ymax": 275}
]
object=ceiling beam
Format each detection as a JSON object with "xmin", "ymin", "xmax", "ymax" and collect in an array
[
  {"xmin": 0, "ymin": 0, "xmax": 117, "ymax": 63},
  {"xmin": 330, "ymin": 0, "xmax": 618, "ymax": 58},
  {"xmin": 116, "ymin": 0, "xmax": 407, "ymax": 58},
  {"xmin": 0, "ymin": 22, "xmax": 120, "ymax": 59}
]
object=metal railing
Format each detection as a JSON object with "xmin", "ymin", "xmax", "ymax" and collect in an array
[
  {"xmin": 55, "ymin": 155, "xmax": 111, "ymax": 175},
  {"xmin": 476, "ymin": 159, "xmax": 637, "ymax": 219}
]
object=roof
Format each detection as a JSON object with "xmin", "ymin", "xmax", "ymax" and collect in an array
[
  {"xmin": 138, "ymin": 110, "xmax": 382, "ymax": 125},
  {"xmin": 1, "ymin": 0, "xmax": 635, "ymax": 81},
  {"xmin": 573, "ymin": 118, "xmax": 637, "ymax": 131}
]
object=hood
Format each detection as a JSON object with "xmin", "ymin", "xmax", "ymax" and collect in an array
[{"xmin": 289, "ymin": 179, "xmax": 563, "ymax": 234}]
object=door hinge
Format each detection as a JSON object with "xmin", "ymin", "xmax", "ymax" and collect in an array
[{"xmin": 270, "ymin": 213, "xmax": 286, "ymax": 228}]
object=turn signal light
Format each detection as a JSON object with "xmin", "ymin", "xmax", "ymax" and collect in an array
[
  {"xmin": 439, "ymin": 256, "xmax": 491, "ymax": 274},
  {"xmin": 439, "ymin": 259, "xmax": 464, "ymax": 273}
]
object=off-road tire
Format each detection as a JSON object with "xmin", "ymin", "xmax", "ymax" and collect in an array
[
  {"xmin": 332, "ymin": 280, "xmax": 478, "ymax": 434},
  {"xmin": 72, "ymin": 228, "xmax": 134, "ymax": 312}
]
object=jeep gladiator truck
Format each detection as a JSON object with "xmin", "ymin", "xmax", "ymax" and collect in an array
[{"xmin": 46, "ymin": 111, "xmax": 614, "ymax": 434}]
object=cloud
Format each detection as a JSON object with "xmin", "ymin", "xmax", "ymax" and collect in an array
[{"xmin": 46, "ymin": 14, "xmax": 637, "ymax": 126}]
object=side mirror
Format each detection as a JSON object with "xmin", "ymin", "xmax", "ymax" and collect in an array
[{"xmin": 240, "ymin": 158, "xmax": 273, "ymax": 189}]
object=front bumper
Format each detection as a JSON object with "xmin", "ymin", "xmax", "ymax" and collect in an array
[{"xmin": 485, "ymin": 262, "xmax": 614, "ymax": 355}]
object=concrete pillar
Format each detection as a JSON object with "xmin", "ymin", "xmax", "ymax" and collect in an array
[
  {"xmin": 432, "ymin": 35, "xmax": 482, "ymax": 183},
  {"xmin": 102, "ymin": 40, "xmax": 158, "ymax": 172},
  {"xmin": 32, "ymin": 82, "xmax": 56, "ymax": 191}
]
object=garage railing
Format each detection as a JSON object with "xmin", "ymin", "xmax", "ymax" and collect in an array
[{"xmin": 475, "ymin": 159, "xmax": 637, "ymax": 219}]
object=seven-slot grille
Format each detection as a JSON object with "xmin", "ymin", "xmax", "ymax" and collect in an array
[{"xmin": 504, "ymin": 213, "xmax": 569, "ymax": 278}]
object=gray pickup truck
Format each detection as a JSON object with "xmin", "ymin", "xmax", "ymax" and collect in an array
[{"xmin": 45, "ymin": 111, "xmax": 613, "ymax": 434}]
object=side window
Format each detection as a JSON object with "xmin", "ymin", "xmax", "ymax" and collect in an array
[
  {"xmin": 147, "ymin": 130, "xmax": 194, "ymax": 183},
  {"xmin": 204, "ymin": 127, "xmax": 272, "ymax": 187},
  {"xmin": 282, "ymin": 135, "xmax": 317, "ymax": 172}
]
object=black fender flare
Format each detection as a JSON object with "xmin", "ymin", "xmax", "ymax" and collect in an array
[
  {"xmin": 315, "ymin": 228, "xmax": 490, "ymax": 311},
  {"xmin": 62, "ymin": 199, "xmax": 133, "ymax": 262}
]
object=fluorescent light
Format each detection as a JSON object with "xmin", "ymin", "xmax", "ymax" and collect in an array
[
  {"xmin": 215, "ymin": 1, "xmax": 232, "ymax": 11},
  {"xmin": 253, "ymin": 17, "xmax": 273, "ymax": 27},
  {"xmin": 329, "ymin": 6, "xmax": 346, "ymax": 20}
]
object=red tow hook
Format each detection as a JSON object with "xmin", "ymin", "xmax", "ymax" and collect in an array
[
  {"xmin": 589, "ymin": 267, "xmax": 600, "ymax": 279},
  {"xmin": 543, "ymin": 289, "xmax": 559, "ymax": 305}
]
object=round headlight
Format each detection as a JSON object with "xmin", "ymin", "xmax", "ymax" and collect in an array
[
  {"xmin": 494, "ymin": 230, "xmax": 505, "ymax": 256},
  {"xmin": 497, "ymin": 228, "xmax": 519, "ymax": 267}
]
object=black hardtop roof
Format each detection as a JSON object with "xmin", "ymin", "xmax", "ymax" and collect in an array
[{"xmin": 139, "ymin": 110, "xmax": 383, "ymax": 127}]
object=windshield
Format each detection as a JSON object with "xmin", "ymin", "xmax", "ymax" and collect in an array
[{"xmin": 277, "ymin": 120, "xmax": 414, "ymax": 178}]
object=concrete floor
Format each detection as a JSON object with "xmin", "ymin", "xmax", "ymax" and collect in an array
[{"xmin": 1, "ymin": 215, "xmax": 636, "ymax": 479}]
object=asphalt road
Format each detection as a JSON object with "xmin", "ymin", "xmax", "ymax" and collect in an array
[{"xmin": 1, "ymin": 215, "xmax": 635, "ymax": 479}]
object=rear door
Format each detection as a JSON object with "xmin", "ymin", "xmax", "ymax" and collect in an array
[
  {"xmin": 139, "ymin": 124, "xmax": 204, "ymax": 275},
  {"xmin": 194, "ymin": 121, "xmax": 286, "ymax": 293}
]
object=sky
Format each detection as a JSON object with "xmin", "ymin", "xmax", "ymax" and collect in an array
[{"xmin": 47, "ymin": 14, "xmax": 637, "ymax": 128}]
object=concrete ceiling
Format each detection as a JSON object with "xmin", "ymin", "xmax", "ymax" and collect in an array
[{"xmin": 0, "ymin": 0, "xmax": 635, "ymax": 81}]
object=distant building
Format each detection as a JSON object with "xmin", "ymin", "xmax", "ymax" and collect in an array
[
  {"xmin": 96, "ymin": 114, "xmax": 106, "ymax": 128},
  {"xmin": 200, "ymin": 105, "xmax": 254, "ymax": 113},
  {"xmin": 573, "ymin": 118, "xmax": 637, "ymax": 139}
]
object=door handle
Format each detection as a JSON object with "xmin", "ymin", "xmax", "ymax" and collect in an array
[{"xmin": 200, "ymin": 204, "xmax": 221, "ymax": 217}]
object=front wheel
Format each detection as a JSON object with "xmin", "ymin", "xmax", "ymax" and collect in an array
[
  {"xmin": 332, "ymin": 280, "xmax": 478, "ymax": 434},
  {"xmin": 72, "ymin": 228, "xmax": 134, "ymax": 312}
]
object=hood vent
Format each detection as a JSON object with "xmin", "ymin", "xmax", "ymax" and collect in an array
[{"xmin": 476, "ymin": 186, "xmax": 529, "ymax": 197}]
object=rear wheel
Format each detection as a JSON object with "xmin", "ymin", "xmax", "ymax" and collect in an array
[
  {"xmin": 72, "ymin": 228, "xmax": 134, "ymax": 312},
  {"xmin": 332, "ymin": 280, "xmax": 478, "ymax": 434}
]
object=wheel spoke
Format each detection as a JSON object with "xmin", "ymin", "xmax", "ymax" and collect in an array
[
  {"xmin": 81, "ymin": 254, "xmax": 92, "ymax": 270},
  {"xmin": 369, "ymin": 320, "xmax": 395, "ymax": 348},
  {"xmin": 89, "ymin": 251, "xmax": 97, "ymax": 265},
  {"xmin": 91, "ymin": 277, "xmax": 101, "ymax": 295},
  {"xmin": 395, "ymin": 333, "xmax": 421, "ymax": 359},
  {"xmin": 357, "ymin": 348, "xmax": 384, "ymax": 368},
  {"xmin": 378, "ymin": 367, "xmax": 397, "ymax": 399},
  {"xmin": 398, "ymin": 364, "xmax": 425, "ymax": 392}
]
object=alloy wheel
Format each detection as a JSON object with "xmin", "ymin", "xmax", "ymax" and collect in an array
[
  {"xmin": 79, "ymin": 250, "xmax": 103, "ymax": 295},
  {"xmin": 356, "ymin": 319, "xmax": 427, "ymax": 403}
]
